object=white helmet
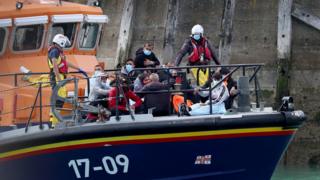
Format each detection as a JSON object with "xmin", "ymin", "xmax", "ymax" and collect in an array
[
  {"xmin": 52, "ymin": 34, "xmax": 71, "ymax": 48},
  {"xmin": 191, "ymin": 24, "xmax": 204, "ymax": 35}
]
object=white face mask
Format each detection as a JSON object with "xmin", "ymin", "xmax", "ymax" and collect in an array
[
  {"xmin": 212, "ymin": 80, "xmax": 219, "ymax": 87},
  {"xmin": 105, "ymin": 79, "xmax": 112, "ymax": 87},
  {"xmin": 94, "ymin": 71, "xmax": 102, "ymax": 77}
]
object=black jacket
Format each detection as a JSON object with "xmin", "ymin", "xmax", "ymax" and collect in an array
[{"xmin": 134, "ymin": 48, "xmax": 160, "ymax": 68}]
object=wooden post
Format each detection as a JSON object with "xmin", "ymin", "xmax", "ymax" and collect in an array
[
  {"xmin": 292, "ymin": 3, "xmax": 320, "ymax": 31},
  {"xmin": 276, "ymin": 0, "xmax": 293, "ymax": 106},
  {"xmin": 219, "ymin": 0, "xmax": 236, "ymax": 65},
  {"xmin": 163, "ymin": 0, "xmax": 179, "ymax": 64},
  {"xmin": 115, "ymin": 0, "xmax": 135, "ymax": 67},
  {"xmin": 277, "ymin": 0, "xmax": 292, "ymax": 60}
]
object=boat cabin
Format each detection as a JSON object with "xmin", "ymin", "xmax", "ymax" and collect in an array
[{"xmin": 0, "ymin": 0, "xmax": 107, "ymax": 128}]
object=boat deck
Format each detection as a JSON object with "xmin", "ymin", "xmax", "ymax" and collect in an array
[{"xmin": 0, "ymin": 107, "xmax": 279, "ymax": 141}]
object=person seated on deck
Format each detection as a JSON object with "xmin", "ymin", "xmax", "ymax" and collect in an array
[
  {"xmin": 198, "ymin": 67, "xmax": 238, "ymax": 110},
  {"xmin": 133, "ymin": 72, "xmax": 151, "ymax": 93},
  {"xmin": 86, "ymin": 72, "xmax": 114, "ymax": 121},
  {"xmin": 134, "ymin": 43, "xmax": 160, "ymax": 70},
  {"xmin": 158, "ymin": 63, "xmax": 178, "ymax": 89},
  {"xmin": 139, "ymin": 73, "xmax": 171, "ymax": 116},
  {"xmin": 218, "ymin": 68, "xmax": 238, "ymax": 110},
  {"xmin": 108, "ymin": 77, "xmax": 142, "ymax": 116},
  {"xmin": 121, "ymin": 58, "xmax": 138, "ymax": 80},
  {"xmin": 89, "ymin": 64, "xmax": 104, "ymax": 93},
  {"xmin": 88, "ymin": 72, "xmax": 112, "ymax": 107},
  {"xmin": 179, "ymin": 72, "xmax": 229, "ymax": 116}
]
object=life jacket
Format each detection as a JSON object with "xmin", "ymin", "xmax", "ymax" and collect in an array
[
  {"xmin": 47, "ymin": 45, "xmax": 68, "ymax": 74},
  {"xmin": 188, "ymin": 37, "xmax": 213, "ymax": 63}
]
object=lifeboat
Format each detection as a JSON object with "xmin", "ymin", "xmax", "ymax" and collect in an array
[
  {"xmin": 0, "ymin": 63, "xmax": 306, "ymax": 180},
  {"xmin": 0, "ymin": 1, "xmax": 306, "ymax": 180}
]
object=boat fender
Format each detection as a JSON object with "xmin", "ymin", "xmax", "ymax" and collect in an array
[{"xmin": 282, "ymin": 110, "xmax": 306, "ymax": 127}]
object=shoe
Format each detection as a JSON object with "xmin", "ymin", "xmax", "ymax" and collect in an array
[
  {"xmin": 178, "ymin": 103, "xmax": 191, "ymax": 116},
  {"xmin": 178, "ymin": 104, "xmax": 182, "ymax": 117},
  {"xmin": 178, "ymin": 103, "xmax": 185, "ymax": 117}
]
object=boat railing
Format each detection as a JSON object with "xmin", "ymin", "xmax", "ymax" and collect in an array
[
  {"xmin": 0, "ymin": 63, "xmax": 264, "ymax": 130},
  {"xmin": 0, "ymin": 71, "xmax": 90, "ymax": 91},
  {"xmin": 102, "ymin": 63, "xmax": 264, "ymax": 120},
  {"xmin": 0, "ymin": 71, "xmax": 89, "ymax": 132}
]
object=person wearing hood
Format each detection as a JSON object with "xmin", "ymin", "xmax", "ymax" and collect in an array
[
  {"xmin": 87, "ymin": 72, "xmax": 114, "ymax": 121},
  {"xmin": 89, "ymin": 64, "xmax": 104, "ymax": 94},
  {"xmin": 88, "ymin": 72, "xmax": 111, "ymax": 105},
  {"xmin": 134, "ymin": 43, "xmax": 160, "ymax": 69},
  {"xmin": 121, "ymin": 58, "xmax": 137, "ymax": 79}
]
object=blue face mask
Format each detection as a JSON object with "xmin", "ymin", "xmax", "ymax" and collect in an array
[
  {"xmin": 125, "ymin": 64, "xmax": 133, "ymax": 73},
  {"xmin": 143, "ymin": 49, "xmax": 152, "ymax": 56},
  {"xmin": 193, "ymin": 34, "xmax": 201, "ymax": 41}
]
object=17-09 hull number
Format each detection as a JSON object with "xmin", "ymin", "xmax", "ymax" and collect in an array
[{"xmin": 68, "ymin": 154, "xmax": 129, "ymax": 179}]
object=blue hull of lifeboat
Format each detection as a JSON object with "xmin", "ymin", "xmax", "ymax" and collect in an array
[{"xmin": 0, "ymin": 127, "xmax": 294, "ymax": 180}]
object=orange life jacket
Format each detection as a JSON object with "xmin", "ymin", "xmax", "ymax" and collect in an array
[
  {"xmin": 188, "ymin": 37, "xmax": 213, "ymax": 63},
  {"xmin": 47, "ymin": 45, "xmax": 68, "ymax": 74}
]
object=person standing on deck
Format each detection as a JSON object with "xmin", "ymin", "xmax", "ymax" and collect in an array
[
  {"xmin": 174, "ymin": 24, "xmax": 221, "ymax": 86},
  {"xmin": 47, "ymin": 34, "xmax": 85, "ymax": 127}
]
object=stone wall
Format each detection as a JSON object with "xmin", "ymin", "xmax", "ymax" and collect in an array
[
  {"xmin": 73, "ymin": 0, "xmax": 320, "ymax": 167},
  {"xmin": 284, "ymin": 0, "xmax": 320, "ymax": 167}
]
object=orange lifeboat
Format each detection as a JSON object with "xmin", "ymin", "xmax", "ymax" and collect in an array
[{"xmin": 0, "ymin": 0, "xmax": 108, "ymax": 128}]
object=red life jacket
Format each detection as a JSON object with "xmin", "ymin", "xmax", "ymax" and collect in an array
[
  {"xmin": 48, "ymin": 45, "xmax": 68, "ymax": 74},
  {"xmin": 188, "ymin": 37, "xmax": 213, "ymax": 63}
]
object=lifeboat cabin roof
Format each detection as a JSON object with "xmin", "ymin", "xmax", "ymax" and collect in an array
[{"xmin": 0, "ymin": 0, "xmax": 103, "ymax": 18}]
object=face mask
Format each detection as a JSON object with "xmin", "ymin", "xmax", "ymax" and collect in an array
[
  {"xmin": 94, "ymin": 71, "xmax": 101, "ymax": 77},
  {"xmin": 106, "ymin": 79, "xmax": 111, "ymax": 86},
  {"xmin": 143, "ymin": 49, "xmax": 152, "ymax": 56},
  {"xmin": 193, "ymin": 34, "xmax": 201, "ymax": 41},
  {"xmin": 212, "ymin": 80, "xmax": 220, "ymax": 88},
  {"xmin": 125, "ymin": 64, "xmax": 134, "ymax": 73},
  {"xmin": 169, "ymin": 69, "xmax": 177, "ymax": 77}
]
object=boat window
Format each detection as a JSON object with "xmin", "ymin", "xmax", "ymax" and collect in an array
[
  {"xmin": 12, "ymin": 25, "xmax": 44, "ymax": 51},
  {"xmin": 49, "ymin": 23, "xmax": 77, "ymax": 49},
  {"xmin": 79, "ymin": 23, "xmax": 100, "ymax": 49},
  {"xmin": 0, "ymin": 27, "xmax": 7, "ymax": 55}
]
